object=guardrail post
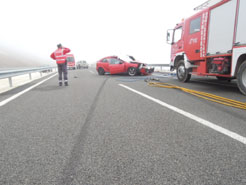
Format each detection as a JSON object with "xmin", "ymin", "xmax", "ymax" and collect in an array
[
  {"xmin": 8, "ymin": 77, "xmax": 13, "ymax": 87},
  {"xmin": 40, "ymin": 72, "xmax": 42, "ymax": 77},
  {"xmin": 29, "ymin": 73, "xmax": 32, "ymax": 80}
]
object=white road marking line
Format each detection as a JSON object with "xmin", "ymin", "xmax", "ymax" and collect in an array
[
  {"xmin": 0, "ymin": 73, "xmax": 57, "ymax": 107},
  {"xmin": 89, "ymin": 70, "xmax": 95, "ymax": 74},
  {"xmin": 119, "ymin": 84, "xmax": 246, "ymax": 145}
]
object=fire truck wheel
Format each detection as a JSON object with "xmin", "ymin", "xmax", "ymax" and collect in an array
[
  {"xmin": 177, "ymin": 60, "xmax": 191, "ymax": 82},
  {"xmin": 98, "ymin": 68, "xmax": 105, "ymax": 75},
  {"xmin": 237, "ymin": 61, "xmax": 246, "ymax": 95}
]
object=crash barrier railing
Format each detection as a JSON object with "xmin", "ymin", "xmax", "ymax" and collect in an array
[
  {"xmin": 147, "ymin": 81, "xmax": 246, "ymax": 110},
  {"xmin": 0, "ymin": 66, "xmax": 57, "ymax": 87},
  {"xmin": 147, "ymin": 64, "xmax": 169, "ymax": 72},
  {"xmin": 147, "ymin": 64, "xmax": 169, "ymax": 67}
]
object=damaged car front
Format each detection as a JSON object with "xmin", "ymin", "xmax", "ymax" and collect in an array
[
  {"xmin": 126, "ymin": 56, "xmax": 154, "ymax": 75},
  {"xmin": 138, "ymin": 63, "xmax": 155, "ymax": 75}
]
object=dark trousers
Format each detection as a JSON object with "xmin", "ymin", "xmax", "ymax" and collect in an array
[{"xmin": 57, "ymin": 63, "xmax": 68, "ymax": 81}]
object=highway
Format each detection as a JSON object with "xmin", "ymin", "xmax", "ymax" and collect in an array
[{"xmin": 0, "ymin": 68, "xmax": 246, "ymax": 185}]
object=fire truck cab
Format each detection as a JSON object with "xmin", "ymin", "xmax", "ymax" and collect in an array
[
  {"xmin": 167, "ymin": 0, "xmax": 246, "ymax": 95},
  {"xmin": 66, "ymin": 54, "xmax": 76, "ymax": 70}
]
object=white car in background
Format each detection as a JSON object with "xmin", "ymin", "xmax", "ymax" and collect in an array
[{"xmin": 77, "ymin": 60, "xmax": 89, "ymax": 69}]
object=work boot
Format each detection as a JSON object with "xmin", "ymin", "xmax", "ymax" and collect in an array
[
  {"xmin": 59, "ymin": 82, "xmax": 62, "ymax": 86},
  {"xmin": 64, "ymin": 81, "xmax": 68, "ymax": 86}
]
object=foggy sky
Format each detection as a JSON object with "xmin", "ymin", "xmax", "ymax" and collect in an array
[{"xmin": 0, "ymin": 0, "xmax": 206, "ymax": 68}]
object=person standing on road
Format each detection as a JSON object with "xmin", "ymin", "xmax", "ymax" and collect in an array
[{"xmin": 50, "ymin": 44, "xmax": 71, "ymax": 86}]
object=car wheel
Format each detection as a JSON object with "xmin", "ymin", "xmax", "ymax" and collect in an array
[
  {"xmin": 128, "ymin": 67, "xmax": 137, "ymax": 76},
  {"xmin": 98, "ymin": 68, "xmax": 105, "ymax": 75},
  {"xmin": 176, "ymin": 60, "xmax": 191, "ymax": 82},
  {"xmin": 237, "ymin": 61, "xmax": 246, "ymax": 95}
]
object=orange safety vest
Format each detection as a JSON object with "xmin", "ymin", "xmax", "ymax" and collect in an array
[{"xmin": 54, "ymin": 48, "xmax": 67, "ymax": 64}]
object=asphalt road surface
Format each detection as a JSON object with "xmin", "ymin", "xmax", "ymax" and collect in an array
[{"xmin": 0, "ymin": 68, "xmax": 246, "ymax": 185}]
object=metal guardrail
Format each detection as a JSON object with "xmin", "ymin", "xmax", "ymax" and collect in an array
[
  {"xmin": 147, "ymin": 64, "xmax": 170, "ymax": 71},
  {"xmin": 0, "ymin": 66, "xmax": 57, "ymax": 87},
  {"xmin": 147, "ymin": 64, "xmax": 169, "ymax": 67}
]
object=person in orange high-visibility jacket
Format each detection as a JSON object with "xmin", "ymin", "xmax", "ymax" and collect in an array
[{"xmin": 50, "ymin": 44, "xmax": 71, "ymax": 86}]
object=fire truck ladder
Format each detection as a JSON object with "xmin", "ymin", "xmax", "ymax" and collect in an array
[{"xmin": 194, "ymin": 0, "xmax": 227, "ymax": 11}]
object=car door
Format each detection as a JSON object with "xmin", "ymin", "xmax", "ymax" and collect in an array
[
  {"xmin": 101, "ymin": 58, "xmax": 110, "ymax": 72},
  {"xmin": 109, "ymin": 58, "xmax": 125, "ymax": 74}
]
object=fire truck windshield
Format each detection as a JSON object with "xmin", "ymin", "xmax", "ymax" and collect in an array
[
  {"xmin": 173, "ymin": 27, "xmax": 182, "ymax": 43},
  {"xmin": 66, "ymin": 57, "xmax": 74, "ymax": 62}
]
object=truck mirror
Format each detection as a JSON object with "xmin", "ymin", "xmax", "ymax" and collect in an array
[{"xmin": 166, "ymin": 29, "xmax": 174, "ymax": 45}]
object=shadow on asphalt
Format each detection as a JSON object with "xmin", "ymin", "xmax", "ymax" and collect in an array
[{"xmin": 189, "ymin": 79, "xmax": 241, "ymax": 94}]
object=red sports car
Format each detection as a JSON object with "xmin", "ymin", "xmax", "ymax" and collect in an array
[{"xmin": 96, "ymin": 56, "xmax": 154, "ymax": 76}]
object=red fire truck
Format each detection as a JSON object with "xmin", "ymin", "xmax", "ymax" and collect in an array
[
  {"xmin": 66, "ymin": 54, "xmax": 76, "ymax": 70},
  {"xmin": 167, "ymin": 0, "xmax": 246, "ymax": 95}
]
